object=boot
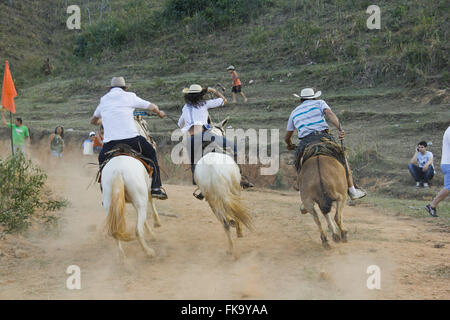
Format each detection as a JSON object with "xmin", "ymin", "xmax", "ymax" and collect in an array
[
  {"xmin": 348, "ymin": 188, "xmax": 366, "ymax": 200},
  {"xmin": 240, "ymin": 175, "xmax": 254, "ymax": 189}
]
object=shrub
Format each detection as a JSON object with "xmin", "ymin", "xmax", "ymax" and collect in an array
[
  {"xmin": 0, "ymin": 153, "xmax": 67, "ymax": 232},
  {"xmin": 162, "ymin": 0, "xmax": 273, "ymax": 31}
]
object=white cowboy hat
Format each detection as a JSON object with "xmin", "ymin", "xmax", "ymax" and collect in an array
[
  {"xmin": 89, "ymin": 131, "xmax": 96, "ymax": 136},
  {"xmin": 110, "ymin": 76, "xmax": 128, "ymax": 88},
  {"xmin": 182, "ymin": 84, "xmax": 203, "ymax": 94},
  {"xmin": 298, "ymin": 88, "xmax": 322, "ymax": 99},
  {"xmin": 226, "ymin": 65, "xmax": 235, "ymax": 71}
]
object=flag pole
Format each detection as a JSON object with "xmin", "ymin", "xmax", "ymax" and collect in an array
[{"xmin": 9, "ymin": 110, "xmax": 14, "ymax": 155}]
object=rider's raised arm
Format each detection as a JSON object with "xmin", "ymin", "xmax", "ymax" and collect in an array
[{"xmin": 207, "ymin": 87, "xmax": 227, "ymax": 105}]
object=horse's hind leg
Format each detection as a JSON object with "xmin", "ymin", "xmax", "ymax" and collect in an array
[
  {"xmin": 212, "ymin": 207, "xmax": 238, "ymax": 259},
  {"xmin": 228, "ymin": 218, "xmax": 243, "ymax": 238},
  {"xmin": 144, "ymin": 221, "xmax": 156, "ymax": 241},
  {"xmin": 224, "ymin": 220, "xmax": 238, "ymax": 260},
  {"xmin": 136, "ymin": 205, "xmax": 156, "ymax": 258},
  {"xmin": 306, "ymin": 202, "xmax": 331, "ymax": 250},
  {"xmin": 334, "ymin": 199, "xmax": 348, "ymax": 242},
  {"xmin": 235, "ymin": 221, "xmax": 243, "ymax": 238},
  {"xmin": 325, "ymin": 212, "xmax": 341, "ymax": 243},
  {"xmin": 116, "ymin": 239, "xmax": 126, "ymax": 261},
  {"xmin": 149, "ymin": 198, "xmax": 161, "ymax": 228}
]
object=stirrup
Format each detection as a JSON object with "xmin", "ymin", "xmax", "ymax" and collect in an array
[
  {"xmin": 240, "ymin": 175, "xmax": 254, "ymax": 189},
  {"xmin": 193, "ymin": 187, "xmax": 204, "ymax": 200}
]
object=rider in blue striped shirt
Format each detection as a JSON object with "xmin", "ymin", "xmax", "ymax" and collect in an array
[{"xmin": 285, "ymin": 88, "xmax": 366, "ymax": 200}]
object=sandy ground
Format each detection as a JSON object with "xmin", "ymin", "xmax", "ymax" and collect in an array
[{"xmin": 0, "ymin": 145, "xmax": 449, "ymax": 300}]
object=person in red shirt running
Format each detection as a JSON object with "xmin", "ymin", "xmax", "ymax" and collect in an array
[{"xmin": 227, "ymin": 65, "xmax": 247, "ymax": 103}]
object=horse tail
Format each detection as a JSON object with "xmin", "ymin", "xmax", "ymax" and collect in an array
[
  {"xmin": 106, "ymin": 173, "xmax": 134, "ymax": 242},
  {"xmin": 316, "ymin": 156, "xmax": 334, "ymax": 214},
  {"xmin": 196, "ymin": 154, "xmax": 253, "ymax": 231},
  {"xmin": 209, "ymin": 175, "xmax": 253, "ymax": 231}
]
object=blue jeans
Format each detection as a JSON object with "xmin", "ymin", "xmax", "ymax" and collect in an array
[{"xmin": 408, "ymin": 163, "xmax": 434, "ymax": 183}]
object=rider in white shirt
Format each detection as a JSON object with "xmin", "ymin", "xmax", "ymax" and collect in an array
[
  {"xmin": 90, "ymin": 77, "xmax": 168, "ymax": 200},
  {"xmin": 178, "ymin": 84, "xmax": 253, "ymax": 200}
]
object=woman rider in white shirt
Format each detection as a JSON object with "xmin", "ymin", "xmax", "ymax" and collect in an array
[{"xmin": 178, "ymin": 84, "xmax": 253, "ymax": 200}]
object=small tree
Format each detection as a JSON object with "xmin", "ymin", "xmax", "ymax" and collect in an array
[{"xmin": 0, "ymin": 153, "xmax": 67, "ymax": 232}]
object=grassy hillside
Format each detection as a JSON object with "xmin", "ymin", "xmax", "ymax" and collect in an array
[{"xmin": 0, "ymin": 0, "xmax": 449, "ymax": 215}]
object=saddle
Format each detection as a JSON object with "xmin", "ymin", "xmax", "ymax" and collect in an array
[
  {"xmin": 301, "ymin": 138, "xmax": 348, "ymax": 171},
  {"xmin": 96, "ymin": 144, "xmax": 154, "ymax": 184}
]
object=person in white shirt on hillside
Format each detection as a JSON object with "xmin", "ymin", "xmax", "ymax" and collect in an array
[
  {"xmin": 408, "ymin": 140, "xmax": 434, "ymax": 188},
  {"xmin": 426, "ymin": 126, "xmax": 450, "ymax": 217}
]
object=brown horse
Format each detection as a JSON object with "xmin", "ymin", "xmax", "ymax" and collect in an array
[{"xmin": 299, "ymin": 155, "xmax": 348, "ymax": 249}]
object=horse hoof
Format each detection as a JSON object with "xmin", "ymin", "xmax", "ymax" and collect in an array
[
  {"xmin": 341, "ymin": 232, "xmax": 348, "ymax": 243},
  {"xmin": 322, "ymin": 241, "xmax": 332, "ymax": 250},
  {"xmin": 153, "ymin": 221, "xmax": 161, "ymax": 228},
  {"xmin": 332, "ymin": 233, "xmax": 341, "ymax": 243},
  {"xmin": 145, "ymin": 248, "xmax": 156, "ymax": 258},
  {"xmin": 236, "ymin": 231, "xmax": 244, "ymax": 238}
]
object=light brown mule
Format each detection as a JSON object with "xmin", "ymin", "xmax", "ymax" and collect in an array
[{"xmin": 299, "ymin": 155, "xmax": 348, "ymax": 249}]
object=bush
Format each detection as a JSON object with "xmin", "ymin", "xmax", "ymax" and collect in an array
[
  {"xmin": 0, "ymin": 153, "xmax": 67, "ymax": 232},
  {"xmin": 162, "ymin": 0, "xmax": 273, "ymax": 31}
]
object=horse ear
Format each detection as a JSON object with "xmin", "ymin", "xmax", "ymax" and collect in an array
[{"xmin": 220, "ymin": 116, "xmax": 230, "ymax": 128}]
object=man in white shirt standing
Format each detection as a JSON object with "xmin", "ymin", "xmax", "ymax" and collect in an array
[
  {"xmin": 90, "ymin": 77, "xmax": 168, "ymax": 200},
  {"xmin": 426, "ymin": 126, "xmax": 450, "ymax": 217}
]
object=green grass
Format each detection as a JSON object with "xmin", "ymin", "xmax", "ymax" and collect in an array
[{"xmin": 363, "ymin": 195, "xmax": 450, "ymax": 225}]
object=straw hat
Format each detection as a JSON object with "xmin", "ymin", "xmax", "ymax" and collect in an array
[
  {"xmin": 298, "ymin": 88, "xmax": 321, "ymax": 99},
  {"xmin": 110, "ymin": 76, "xmax": 128, "ymax": 88},
  {"xmin": 182, "ymin": 84, "xmax": 203, "ymax": 94}
]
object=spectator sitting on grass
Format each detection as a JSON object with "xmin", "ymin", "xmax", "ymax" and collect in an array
[{"xmin": 408, "ymin": 141, "xmax": 434, "ymax": 188}]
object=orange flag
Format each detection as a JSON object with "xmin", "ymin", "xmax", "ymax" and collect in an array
[{"xmin": 1, "ymin": 61, "xmax": 18, "ymax": 114}]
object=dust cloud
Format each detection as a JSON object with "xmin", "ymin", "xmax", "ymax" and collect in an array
[{"xmin": 0, "ymin": 140, "xmax": 448, "ymax": 299}]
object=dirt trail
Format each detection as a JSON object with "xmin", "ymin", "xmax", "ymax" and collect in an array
[{"xmin": 0, "ymin": 147, "xmax": 449, "ymax": 299}]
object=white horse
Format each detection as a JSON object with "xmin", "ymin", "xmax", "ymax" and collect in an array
[
  {"xmin": 193, "ymin": 119, "xmax": 253, "ymax": 259},
  {"xmin": 100, "ymin": 115, "xmax": 161, "ymax": 260}
]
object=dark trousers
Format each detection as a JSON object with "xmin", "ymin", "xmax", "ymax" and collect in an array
[
  {"xmin": 99, "ymin": 135, "xmax": 162, "ymax": 189},
  {"xmin": 294, "ymin": 131, "xmax": 336, "ymax": 171},
  {"xmin": 408, "ymin": 163, "xmax": 434, "ymax": 183},
  {"xmin": 187, "ymin": 131, "xmax": 238, "ymax": 184}
]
